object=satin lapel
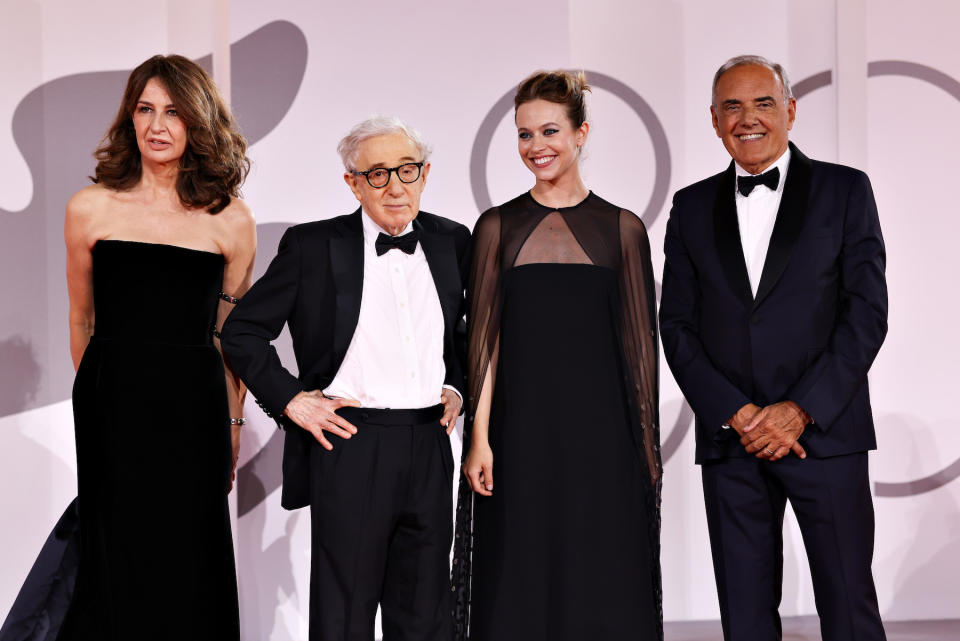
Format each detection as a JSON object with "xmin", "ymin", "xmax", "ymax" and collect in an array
[
  {"xmin": 416, "ymin": 218, "xmax": 460, "ymax": 330},
  {"xmin": 713, "ymin": 162, "xmax": 753, "ymax": 306},
  {"xmin": 329, "ymin": 209, "xmax": 364, "ymax": 366},
  {"xmin": 753, "ymin": 143, "xmax": 812, "ymax": 308}
]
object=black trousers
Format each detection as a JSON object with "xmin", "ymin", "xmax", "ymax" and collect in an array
[
  {"xmin": 308, "ymin": 405, "xmax": 454, "ymax": 641},
  {"xmin": 701, "ymin": 452, "xmax": 886, "ymax": 641}
]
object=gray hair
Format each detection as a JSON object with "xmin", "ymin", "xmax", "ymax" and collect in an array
[
  {"xmin": 711, "ymin": 55, "xmax": 794, "ymax": 106},
  {"xmin": 336, "ymin": 116, "xmax": 432, "ymax": 172}
]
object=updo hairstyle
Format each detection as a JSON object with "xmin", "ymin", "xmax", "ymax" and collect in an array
[{"xmin": 513, "ymin": 70, "xmax": 591, "ymax": 128}]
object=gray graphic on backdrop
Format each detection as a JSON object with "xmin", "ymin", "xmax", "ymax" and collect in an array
[
  {"xmin": 0, "ymin": 21, "xmax": 307, "ymax": 418},
  {"xmin": 793, "ymin": 60, "xmax": 960, "ymax": 497}
]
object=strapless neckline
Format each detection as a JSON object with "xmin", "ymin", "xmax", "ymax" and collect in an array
[{"xmin": 96, "ymin": 238, "xmax": 223, "ymax": 258}]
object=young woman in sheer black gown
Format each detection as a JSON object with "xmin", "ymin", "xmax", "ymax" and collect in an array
[
  {"xmin": 453, "ymin": 71, "xmax": 663, "ymax": 640},
  {"xmin": 1, "ymin": 55, "xmax": 255, "ymax": 641}
]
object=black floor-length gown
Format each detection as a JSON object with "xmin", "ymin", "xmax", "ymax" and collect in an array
[
  {"xmin": 452, "ymin": 192, "xmax": 663, "ymax": 641},
  {"xmin": 3, "ymin": 240, "xmax": 240, "ymax": 641}
]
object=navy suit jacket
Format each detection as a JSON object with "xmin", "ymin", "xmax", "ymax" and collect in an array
[
  {"xmin": 659, "ymin": 143, "xmax": 888, "ymax": 463},
  {"xmin": 220, "ymin": 209, "xmax": 471, "ymax": 509}
]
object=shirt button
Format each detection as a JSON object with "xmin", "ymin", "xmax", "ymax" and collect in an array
[
  {"xmin": 394, "ymin": 267, "xmax": 400, "ymax": 273},
  {"xmin": 410, "ymin": 372, "xmax": 416, "ymax": 379}
]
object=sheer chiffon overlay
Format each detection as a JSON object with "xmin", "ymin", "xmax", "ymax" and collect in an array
[{"xmin": 452, "ymin": 192, "xmax": 662, "ymax": 640}]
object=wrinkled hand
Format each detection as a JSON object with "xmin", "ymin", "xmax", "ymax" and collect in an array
[
  {"xmin": 464, "ymin": 441, "xmax": 494, "ymax": 496},
  {"xmin": 227, "ymin": 423, "xmax": 242, "ymax": 493},
  {"xmin": 440, "ymin": 388, "xmax": 462, "ymax": 435},
  {"xmin": 284, "ymin": 390, "xmax": 361, "ymax": 451},
  {"xmin": 726, "ymin": 403, "xmax": 762, "ymax": 436},
  {"xmin": 741, "ymin": 401, "xmax": 809, "ymax": 461}
]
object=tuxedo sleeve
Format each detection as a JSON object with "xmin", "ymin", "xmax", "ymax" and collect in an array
[
  {"xmin": 443, "ymin": 223, "xmax": 472, "ymax": 405},
  {"xmin": 220, "ymin": 227, "xmax": 305, "ymax": 420},
  {"xmin": 659, "ymin": 193, "xmax": 752, "ymax": 435},
  {"xmin": 787, "ymin": 171, "xmax": 888, "ymax": 429}
]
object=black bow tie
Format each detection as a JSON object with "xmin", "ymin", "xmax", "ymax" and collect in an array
[
  {"xmin": 737, "ymin": 166, "xmax": 780, "ymax": 197},
  {"xmin": 375, "ymin": 230, "xmax": 420, "ymax": 256}
]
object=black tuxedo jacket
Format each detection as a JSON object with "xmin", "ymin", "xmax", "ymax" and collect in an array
[
  {"xmin": 660, "ymin": 143, "xmax": 888, "ymax": 463},
  {"xmin": 221, "ymin": 208, "xmax": 471, "ymax": 509}
]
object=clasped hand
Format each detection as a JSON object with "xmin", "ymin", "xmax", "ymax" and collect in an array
[{"xmin": 730, "ymin": 401, "xmax": 810, "ymax": 462}]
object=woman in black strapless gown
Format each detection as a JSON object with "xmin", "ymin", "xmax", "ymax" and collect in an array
[
  {"xmin": 454, "ymin": 72, "xmax": 662, "ymax": 640},
  {"xmin": 64, "ymin": 240, "xmax": 241, "ymax": 639},
  {"xmin": 0, "ymin": 55, "xmax": 254, "ymax": 641}
]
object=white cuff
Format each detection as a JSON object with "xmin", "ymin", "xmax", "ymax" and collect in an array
[{"xmin": 442, "ymin": 384, "xmax": 463, "ymax": 406}]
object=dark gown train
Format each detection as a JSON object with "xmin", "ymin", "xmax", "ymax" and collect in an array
[
  {"xmin": 1, "ymin": 240, "xmax": 240, "ymax": 641},
  {"xmin": 452, "ymin": 192, "xmax": 663, "ymax": 641}
]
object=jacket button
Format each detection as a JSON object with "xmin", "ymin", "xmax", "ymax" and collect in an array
[{"xmin": 750, "ymin": 314, "xmax": 761, "ymax": 325}]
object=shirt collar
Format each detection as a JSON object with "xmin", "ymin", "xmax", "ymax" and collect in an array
[
  {"xmin": 361, "ymin": 208, "xmax": 414, "ymax": 246},
  {"xmin": 734, "ymin": 146, "xmax": 791, "ymax": 196}
]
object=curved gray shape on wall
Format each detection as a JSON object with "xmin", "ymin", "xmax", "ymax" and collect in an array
[
  {"xmin": 469, "ymin": 70, "xmax": 672, "ymax": 229},
  {"xmin": 0, "ymin": 20, "xmax": 308, "ymax": 418},
  {"xmin": 794, "ymin": 61, "xmax": 960, "ymax": 497}
]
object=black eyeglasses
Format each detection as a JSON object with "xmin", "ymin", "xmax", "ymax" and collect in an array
[{"xmin": 352, "ymin": 162, "xmax": 424, "ymax": 188}]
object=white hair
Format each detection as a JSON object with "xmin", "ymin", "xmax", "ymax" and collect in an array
[
  {"xmin": 711, "ymin": 55, "xmax": 794, "ymax": 106},
  {"xmin": 336, "ymin": 115, "xmax": 432, "ymax": 172}
]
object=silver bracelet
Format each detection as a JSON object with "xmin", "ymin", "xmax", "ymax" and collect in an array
[{"xmin": 229, "ymin": 417, "xmax": 246, "ymax": 426}]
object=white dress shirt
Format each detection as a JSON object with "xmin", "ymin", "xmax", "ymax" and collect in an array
[
  {"xmin": 734, "ymin": 147, "xmax": 791, "ymax": 297},
  {"xmin": 722, "ymin": 148, "xmax": 792, "ymax": 429},
  {"xmin": 323, "ymin": 209, "xmax": 452, "ymax": 409}
]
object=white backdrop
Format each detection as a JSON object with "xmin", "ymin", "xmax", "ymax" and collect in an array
[{"xmin": 2, "ymin": 0, "xmax": 959, "ymax": 636}]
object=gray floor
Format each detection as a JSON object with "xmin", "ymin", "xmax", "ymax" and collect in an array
[{"xmin": 664, "ymin": 616, "xmax": 960, "ymax": 640}]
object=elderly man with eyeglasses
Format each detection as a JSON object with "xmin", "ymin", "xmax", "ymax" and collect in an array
[{"xmin": 221, "ymin": 116, "xmax": 470, "ymax": 641}]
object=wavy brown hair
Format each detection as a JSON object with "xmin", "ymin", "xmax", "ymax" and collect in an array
[
  {"xmin": 514, "ymin": 70, "xmax": 591, "ymax": 128},
  {"xmin": 93, "ymin": 55, "xmax": 249, "ymax": 214}
]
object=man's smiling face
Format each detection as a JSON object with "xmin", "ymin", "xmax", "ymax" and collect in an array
[{"xmin": 711, "ymin": 64, "xmax": 796, "ymax": 175}]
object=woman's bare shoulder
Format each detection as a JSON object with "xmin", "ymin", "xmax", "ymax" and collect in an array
[
  {"xmin": 66, "ymin": 184, "xmax": 113, "ymax": 217},
  {"xmin": 212, "ymin": 198, "xmax": 256, "ymax": 256}
]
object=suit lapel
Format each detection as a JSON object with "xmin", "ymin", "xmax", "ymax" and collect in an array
[
  {"xmin": 329, "ymin": 209, "xmax": 364, "ymax": 366},
  {"xmin": 416, "ymin": 216, "xmax": 460, "ymax": 330},
  {"xmin": 753, "ymin": 143, "xmax": 812, "ymax": 307},
  {"xmin": 713, "ymin": 162, "xmax": 754, "ymax": 306}
]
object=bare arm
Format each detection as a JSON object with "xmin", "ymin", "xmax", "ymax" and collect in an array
[
  {"xmin": 213, "ymin": 202, "xmax": 257, "ymax": 489},
  {"xmin": 65, "ymin": 190, "xmax": 98, "ymax": 371},
  {"xmin": 464, "ymin": 341, "xmax": 497, "ymax": 496}
]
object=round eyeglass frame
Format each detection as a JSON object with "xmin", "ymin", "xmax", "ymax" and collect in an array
[{"xmin": 352, "ymin": 161, "xmax": 425, "ymax": 188}]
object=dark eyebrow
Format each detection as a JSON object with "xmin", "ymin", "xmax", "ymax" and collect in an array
[
  {"xmin": 517, "ymin": 122, "xmax": 562, "ymax": 131},
  {"xmin": 721, "ymin": 99, "xmax": 741, "ymax": 107},
  {"xmin": 137, "ymin": 100, "xmax": 176, "ymax": 109},
  {"xmin": 755, "ymin": 95, "xmax": 776, "ymax": 103}
]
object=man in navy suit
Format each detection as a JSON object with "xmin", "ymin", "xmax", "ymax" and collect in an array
[{"xmin": 660, "ymin": 55, "xmax": 888, "ymax": 641}]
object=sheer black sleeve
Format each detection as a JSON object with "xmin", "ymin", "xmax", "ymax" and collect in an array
[
  {"xmin": 465, "ymin": 207, "xmax": 503, "ymax": 417},
  {"xmin": 619, "ymin": 209, "xmax": 663, "ymax": 639},
  {"xmin": 618, "ymin": 210, "xmax": 661, "ymax": 490}
]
